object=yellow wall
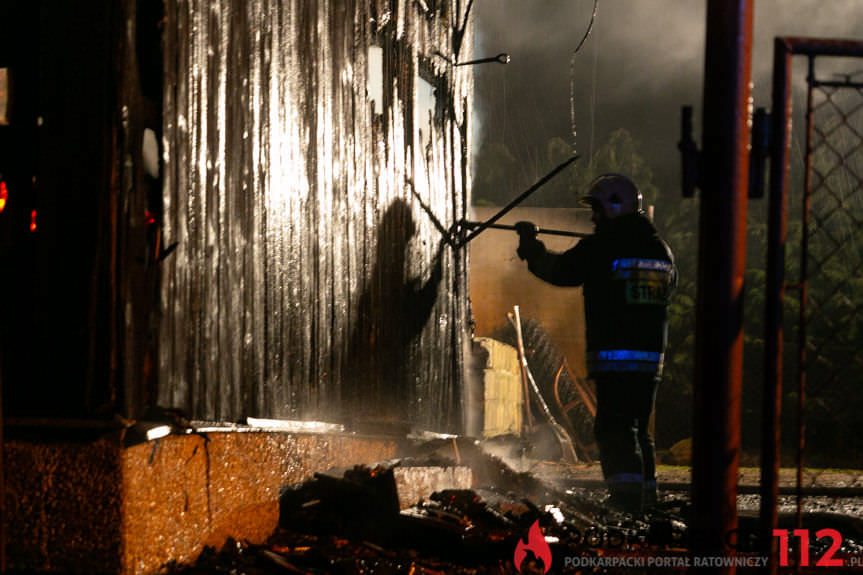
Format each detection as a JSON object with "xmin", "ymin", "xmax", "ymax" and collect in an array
[{"xmin": 473, "ymin": 337, "xmax": 522, "ymax": 437}]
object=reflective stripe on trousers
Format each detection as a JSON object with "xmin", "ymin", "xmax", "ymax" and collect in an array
[
  {"xmin": 587, "ymin": 350, "xmax": 664, "ymax": 376},
  {"xmin": 609, "ymin": 472, "xmax": 643, "ymax": 485}
]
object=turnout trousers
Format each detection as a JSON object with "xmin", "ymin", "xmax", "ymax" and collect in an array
[{"xmin": 593, "ymin": 373, "xmax": 660, "ymax": 513}]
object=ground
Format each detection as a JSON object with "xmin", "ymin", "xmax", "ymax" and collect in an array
[{"xmin": 165, "ymin": 442, "xmax": 863, "ymax": 574}]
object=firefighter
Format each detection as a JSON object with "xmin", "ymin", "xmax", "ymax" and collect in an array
[{"xmin": 514, "ymin": 174, "xmax": 676, "ymax": 514}]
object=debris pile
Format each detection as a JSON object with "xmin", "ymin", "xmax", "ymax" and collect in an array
[
  {"xmin": 165, "ymin": 441, "xmax": 699, "ymax": 574},
  {"xmin": 163, "ymin": 439, "xmax": 863, "ymax": 573}
]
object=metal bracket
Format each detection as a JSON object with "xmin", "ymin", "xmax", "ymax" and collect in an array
[
  {"xmin": 455, "ymin": 53, "xmax": 510, "ymax": 67},
  {"xmin": 679, "ymin": 105, "xmax": 771, "ymax": 199},
  {"xmin": 679, "ymin": 105, "xmax": 702, "ymax": 198},
  {"xmin": 749, "ymin": 107, "xmax": 771, "ymax": 199}
]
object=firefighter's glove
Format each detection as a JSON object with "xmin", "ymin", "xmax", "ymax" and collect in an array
[{"xmin": 515, "ymin": 221, "xmax": 542, "ymax": 261}]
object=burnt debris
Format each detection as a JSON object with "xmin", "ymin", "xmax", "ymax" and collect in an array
[{"xmin": 161, "ymin": 439, "xmax": 863, "ymax": 574}]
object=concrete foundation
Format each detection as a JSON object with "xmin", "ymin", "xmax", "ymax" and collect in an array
[{"xmin": 4, "ymin": 430, "xmax": 470, "ymax": 574}]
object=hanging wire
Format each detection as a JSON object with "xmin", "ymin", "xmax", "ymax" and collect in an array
[
  {"xmin": 588, "ymin": 27, "xmax": 599, "ymax": 165},
  {"xmin": 569, "ymin": 0, "xmax": 599, "ymax": 155}
]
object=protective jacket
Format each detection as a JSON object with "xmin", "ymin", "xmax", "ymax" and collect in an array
[{"xmin": 521, "ymin": 213, "xmax": 676, "ymax": 378}]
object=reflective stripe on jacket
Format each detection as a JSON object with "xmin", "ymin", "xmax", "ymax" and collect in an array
[
  {"xmin": 523, "ymin": 213, "xmax": 676, "ymax": 376},
  {"xmin": 587, "ymin": 349, "xmax": 665, "ymax": 375}
]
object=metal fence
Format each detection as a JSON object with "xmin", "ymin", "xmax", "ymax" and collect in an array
[
  {"xmin": 762, "ymin": 38, "xmax": 863, "ymax": 564},
  {"xmin": 794, "ymin": 68, "xmax": 863, "ymax": 471}
]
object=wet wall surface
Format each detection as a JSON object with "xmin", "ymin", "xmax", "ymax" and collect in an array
[{"xmin": 159, "ymin": 0, "xmax": 472, "ymax": 429}]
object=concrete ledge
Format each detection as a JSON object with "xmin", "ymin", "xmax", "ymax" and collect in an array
[{"xmin": 5, "ymin": 431, "xmax": 401, "ymax": 574}]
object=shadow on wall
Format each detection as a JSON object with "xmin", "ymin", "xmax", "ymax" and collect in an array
[{"xmin": 344, "ymin": 199, "xmax": 444, "ymax": 430}]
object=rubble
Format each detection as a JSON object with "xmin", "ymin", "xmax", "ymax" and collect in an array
[{"xmin": 164, "ymin": 439, "xmax": 863, "ymax": 574}]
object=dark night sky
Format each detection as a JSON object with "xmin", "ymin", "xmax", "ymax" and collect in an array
[{"xmin": 472, "ymin": 0, "xmax": 863, "ymax": 197}]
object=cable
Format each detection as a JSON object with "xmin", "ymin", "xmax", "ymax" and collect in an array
[
  {"xmin": 589, "ymin": 29, "xmax": 598, "ymax": 165},
  {"xmin": 569, "ymin": 0, "xmax": 599, "ymax": 155},
  {"xmin": 572, "ymin": 0, "xmax": 599, "ymax": 56}
]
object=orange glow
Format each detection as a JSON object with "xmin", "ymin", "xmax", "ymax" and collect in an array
[
  {"xmin": 0, "ymin": 180, "xmax": 7, "ymax": 213},
  {"xmin": 30, "ymin": 209, "xmax": 37, "ymax": 231}
]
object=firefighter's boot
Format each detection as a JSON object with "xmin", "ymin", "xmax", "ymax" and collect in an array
[
  {"xmin": 607, "ymin": 479, "xmax": 643, "ymax": 515},
  {"xmin": 642, "ymin": 480, "xmax": 658, "ymax": 513}
]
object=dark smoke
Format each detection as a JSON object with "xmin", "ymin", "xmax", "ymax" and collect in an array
[{"xmin": 473, "ymin": 0, "xmax": 863, "ymax": 196}]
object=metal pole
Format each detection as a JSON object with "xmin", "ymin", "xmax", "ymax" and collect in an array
[
  {"xmin": 796, "ymin": 56, "xmax": 817, "ymax": 532},
  {"xmin": 461, "ymin": 221, "xmax": 588, "ymax": 239},
  {"xmin": 690, "ymin": 2, "xmax": 753, "ymax": 573},
  {"xmin": 507, "ymin": 313, "xmax": 578, "ymax": 464},
  {"xmin": 760, "ymin": 37, "xmax": 793, "ymax": 575},
  {"xmin": 511, "ymin": 306, "xmax": 535, "ymax": 434},
  {"xmin": 457, "ymin": 155, "xmax": 578, "ymax": 247}
]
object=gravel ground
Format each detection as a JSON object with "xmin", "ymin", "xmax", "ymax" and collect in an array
[{"xmin": 531, "ymin": 461, "xmax": 863, "ymax": 490}]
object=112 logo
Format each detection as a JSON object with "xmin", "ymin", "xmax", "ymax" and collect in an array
[{"xmin": 773, "ymin": 529, "xmax": 844, "ymax": 567}]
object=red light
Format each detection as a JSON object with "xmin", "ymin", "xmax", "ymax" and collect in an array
[
  {"xmin": 0, "ymin": 180, "xmax": 7, "ymax": 213},
  {"xmin": 30, "ymin": 209, "xmax": 37, "ymax": 231},
  {"xmin": 145, "ymin": 210, "xmax": 156, "ymax": 226}
]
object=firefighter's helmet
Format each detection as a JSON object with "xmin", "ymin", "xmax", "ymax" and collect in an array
[{"xmin": 580, "ymin": 174, "xmax": 643, "ymax": 219}]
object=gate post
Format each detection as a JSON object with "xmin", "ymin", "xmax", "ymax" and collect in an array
[
  {"xmin": 690, "ymin": 1, "xmax": 753, "ymax": 572},
  {"xmin": 760, "ymin": 36, "xmax": 793, "ymax": 574}
]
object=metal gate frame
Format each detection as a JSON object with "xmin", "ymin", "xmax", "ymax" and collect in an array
[{"xmin": 761, "ymin": 36, "xmax": 863, "ymax": 570}]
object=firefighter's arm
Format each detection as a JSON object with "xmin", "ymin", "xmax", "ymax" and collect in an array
[{"xmin": 515, "ymin": 221, "xmax": 586, "ymax": 287}]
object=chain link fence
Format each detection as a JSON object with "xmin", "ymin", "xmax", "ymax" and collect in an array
[{"xmin": 792, "ymin": 73, "xmax": 863, "ymax": 469}]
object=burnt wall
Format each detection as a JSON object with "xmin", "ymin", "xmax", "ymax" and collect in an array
[{"xmin": 158, "ymin": 0, "xmax": 473, "ymax": 430}]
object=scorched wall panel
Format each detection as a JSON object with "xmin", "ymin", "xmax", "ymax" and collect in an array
[{"xmin": 159, "ymin": 0, "xmax": 472, "ymax": 431}]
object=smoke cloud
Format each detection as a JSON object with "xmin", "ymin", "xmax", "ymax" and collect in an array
[{"xmin": 473, "ymin": 0, "xmax": 862, "ymax": 195}]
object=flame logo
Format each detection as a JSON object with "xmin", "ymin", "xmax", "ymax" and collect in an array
[{"xmin": 514, "ymin": 520, "xmax": 552, "ymax": 573}]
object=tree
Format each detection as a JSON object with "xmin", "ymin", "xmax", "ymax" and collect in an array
[{"xmin": 472, "ymin": 141, "xmax": 520, "ymax": 207}]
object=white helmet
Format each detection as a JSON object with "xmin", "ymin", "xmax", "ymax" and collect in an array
[{"xmin": 580, "ymin": 174, "xmax": 643, "ymax": 219}]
